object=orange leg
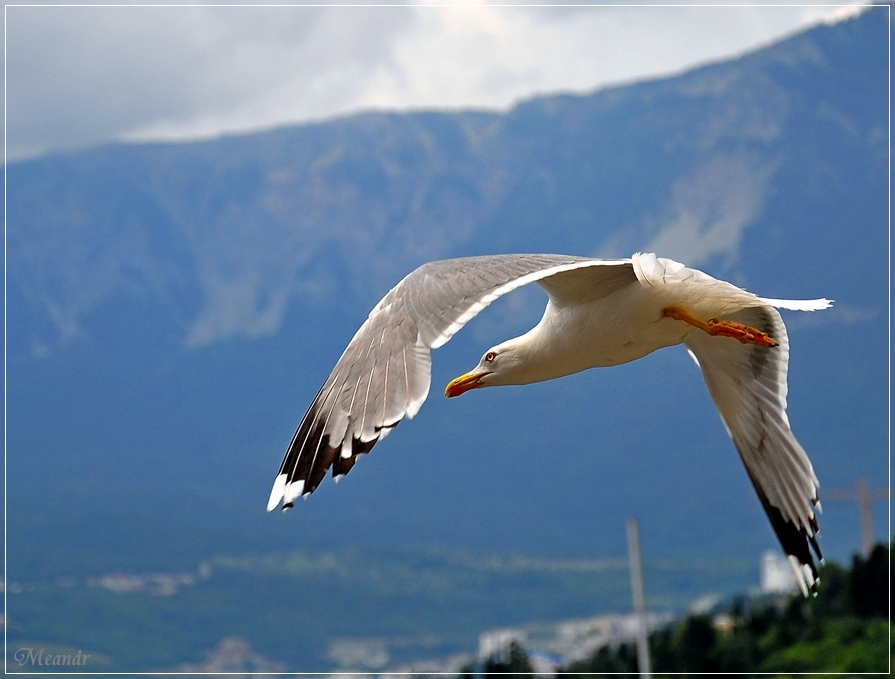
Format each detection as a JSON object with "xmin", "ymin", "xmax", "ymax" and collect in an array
[{"xmin": 663, "ymin": 306, "xmax": 779, "ymax": 348}]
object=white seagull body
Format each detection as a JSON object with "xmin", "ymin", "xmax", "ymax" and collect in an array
[{"xmin": 267, "ymin": 253, "xmax": 831, "ymax": 595}]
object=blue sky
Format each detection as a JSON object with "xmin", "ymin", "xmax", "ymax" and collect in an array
[{"xmin": 5, "ymin": 3, "xmax": 866, "ymax": 161}]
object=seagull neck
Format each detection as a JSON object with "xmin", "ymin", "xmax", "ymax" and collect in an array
[{"xmin": 497, "ymin": 323, "xmax": 575, "ymax": 386}]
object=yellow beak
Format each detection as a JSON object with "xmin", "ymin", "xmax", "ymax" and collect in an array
[{"xmin": 445, "ymin": 371, "xmax": 487, "ymax": 398}]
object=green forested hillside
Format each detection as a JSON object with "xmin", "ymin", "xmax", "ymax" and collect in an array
[{"xmin": 560, "ymin": 543, "xmax": 890, "ymax": 677}]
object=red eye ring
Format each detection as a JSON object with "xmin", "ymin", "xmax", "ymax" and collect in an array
[{"xmin": 484, "ymin": 352, "xmax": 497, "ymax": 363}]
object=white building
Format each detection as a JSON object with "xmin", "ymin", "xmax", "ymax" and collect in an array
[{"xmin": 759, "ymin": 549, "xmax": 799, "ymax": 594}]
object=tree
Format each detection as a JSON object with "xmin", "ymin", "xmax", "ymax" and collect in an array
[
  {"xmin": 482, "ymin": 641, "xmax": 533, "ymax": 677},
  {"xmin": 561, "ymin": 543, "xmax": 891, "ymax": 677}
]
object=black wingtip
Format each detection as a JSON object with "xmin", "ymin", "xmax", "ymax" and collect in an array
[{"xmin": 749, "ymin": 478, "xmax": 821, "ymax": 597}]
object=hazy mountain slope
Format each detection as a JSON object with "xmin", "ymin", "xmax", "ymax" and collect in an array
[{"xmin": 6, "ymin": 7, "xmax": 888, "ymax": 585}]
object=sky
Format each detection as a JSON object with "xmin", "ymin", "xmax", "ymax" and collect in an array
[{"xmin": 5, "ymin": 3, "xmax": 867, "ymax": 161}]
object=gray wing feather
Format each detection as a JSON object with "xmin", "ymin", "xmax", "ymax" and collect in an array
[
  {"xmin": 268, "ymin": 254, "xmax": 631, "ymax": 510},
  {"xmin": 536, "ymin": 263, "xmax": 638, "ymax": 306},
  {"xmin": 684, "ymin": 305, "xmax": 822, "ymax": 595}
]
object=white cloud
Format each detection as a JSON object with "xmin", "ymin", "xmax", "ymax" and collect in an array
[
  {"xmin": 6, "ymin": 5, "xmax": 415, "ymax": 158},
  {"xmin": 5, "ymin": 3, "xmax": 866, "ymax": 161}
]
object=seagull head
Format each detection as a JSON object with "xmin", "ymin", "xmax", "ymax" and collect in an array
[
  {"xmin": 445, "ymin": 339, "xmax": 528, "ymax": 397},
  {"xmin": 444, "ymin": 352, "xmax": 495, "ymax": 397}
]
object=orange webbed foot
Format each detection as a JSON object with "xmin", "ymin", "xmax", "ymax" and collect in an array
[{"xmin": 663, "ymin": 306, "xmax": 779, "ymax": 348}]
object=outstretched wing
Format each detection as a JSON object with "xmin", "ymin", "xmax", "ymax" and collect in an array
[
  {"xmin": 684, "ymin": 305, "xmax": 823, "ymax": 595},
  {"xmin": 268, "ymin": 254, "xmax": 632, "ymax": 511}
]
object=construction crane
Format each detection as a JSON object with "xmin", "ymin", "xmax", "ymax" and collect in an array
[{"xmin": 822, "ymin": 477, "xmax": 888, "ymax": 557}]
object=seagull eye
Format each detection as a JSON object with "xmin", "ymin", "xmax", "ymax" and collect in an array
[{"xmin": 484, "ymin": 352, "xmax": 497, "ymax": 363}]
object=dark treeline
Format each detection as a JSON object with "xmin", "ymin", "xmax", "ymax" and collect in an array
[{"xmin": 465, "ymin": 543, "xmax": 890, "ymax": 677}]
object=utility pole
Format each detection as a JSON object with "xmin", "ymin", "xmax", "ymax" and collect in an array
[
  {"xmin": 626, "ymin": 517, "xmax": 652, "ymax": 679},
  {"xmin": 823, "ymin": 477, "xmax": 889, "ymax": 557}
]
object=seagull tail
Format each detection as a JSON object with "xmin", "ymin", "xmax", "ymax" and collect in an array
[{"xmin": 760, "ymin": 297, "xmax": 833, "ymax": 312}]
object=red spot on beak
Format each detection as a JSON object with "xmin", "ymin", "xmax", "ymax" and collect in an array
[{"xmin": 445, "ymin": 371, "xmax": 486, "ymax": 398}]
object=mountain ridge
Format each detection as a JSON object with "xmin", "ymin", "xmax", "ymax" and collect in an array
[{"xmin": 6, "ymin": 8, "xmax": 888, "ymax": 576}]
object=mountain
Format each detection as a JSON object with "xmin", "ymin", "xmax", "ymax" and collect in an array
[{"xmin": 7, "ymin": 6, "xmax": 887, "ymax": 586}]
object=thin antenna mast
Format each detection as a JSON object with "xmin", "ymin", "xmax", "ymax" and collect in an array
[{"xmin": 627, "ymin": 517, "xmax": 652, "ymax": 679}]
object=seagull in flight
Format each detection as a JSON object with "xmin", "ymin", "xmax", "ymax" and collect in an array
[{"xmin": 266, "ymin": 252, "xmax": 831, "ymax": 595}]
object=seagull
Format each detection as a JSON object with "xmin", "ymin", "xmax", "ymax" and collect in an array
[{"xmin": 267, "ymin": 252, "xmax": 831, "ymax": 595}]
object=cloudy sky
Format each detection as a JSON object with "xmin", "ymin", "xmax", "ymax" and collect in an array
[{"xmin": 6, "ymin": 2, "xmax": 865, "ymax": 161}]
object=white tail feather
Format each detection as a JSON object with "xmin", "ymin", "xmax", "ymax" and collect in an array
[{"xmin": 761, "ymin": 297, "xmax": 833, "ymax": 312}]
